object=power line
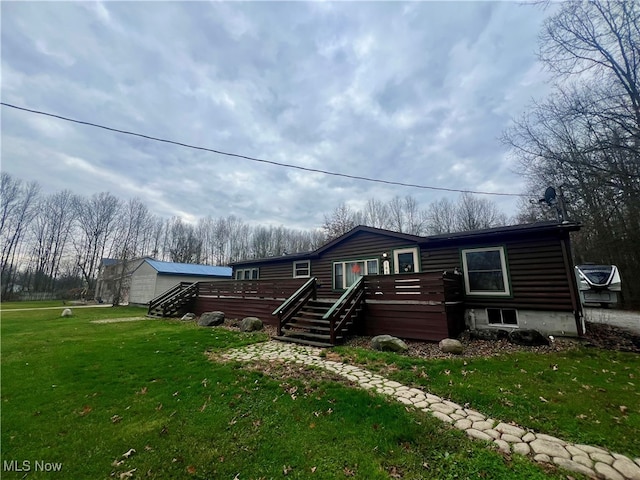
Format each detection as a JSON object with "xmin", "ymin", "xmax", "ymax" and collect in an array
[{"xmin": 1, "ymin": 102, "xmax": 527, "ymax": 197}]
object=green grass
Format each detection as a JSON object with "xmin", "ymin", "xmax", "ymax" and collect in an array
[
  {"xmin": 0, "ymin": 303, "xmax": 604, "ymax": 479},
  {"xmin": 333, "ymin": 344, "xmax": 640, "ymax": 458},
  {"xmin": 1, "ymin": 300, "xmax": 76, "ymax": 309}
]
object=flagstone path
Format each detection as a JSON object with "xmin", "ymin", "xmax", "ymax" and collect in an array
[{"xmin": 223, "ymin": 341, "xmax": 640, "ymax": 480}]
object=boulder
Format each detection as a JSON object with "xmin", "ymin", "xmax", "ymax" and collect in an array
[
  {"xmin": 180, "ymin": 313, "xmax": 196, "ymax": 321},
  {"xmin": 371, "ymin": 335, "xmax": 408, "ymax": 352},
  {"xmin": 508, "ymin": 329, "xmax": 550, "ymax": 346},
  {"xmin": 439, "ymin": 338, "xmax": 463, "ymax": 354},
  {"xmin": 61, "ymin": 308, "xmax": 73, "ymax": 317},
  {"xmin": 198, "ymin": 311, "xmax": 225, "ymax": 327},
  {"xmin": 240, "ymin": 316, "xmax": 263, "ymax": 332}
]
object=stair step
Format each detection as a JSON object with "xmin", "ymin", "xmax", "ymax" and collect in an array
[
  {"xmin": 280, "ymin": 330, "xmax": 345, "ymax": 342},
  {"xmin": 290, "ymin": 316, "xmax": 330, "ymax": 325},
  {"xmin": 273, "ymin": 336, "xmax": 334, "ymax": 348}
]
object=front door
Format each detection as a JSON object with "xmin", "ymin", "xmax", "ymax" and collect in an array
[{"xmin": 393, "ymin": 247, "xmax": 420, "ymax": 274}]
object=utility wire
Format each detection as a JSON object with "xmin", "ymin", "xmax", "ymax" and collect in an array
[{"xmin": 2, "ymin": 102, "xmax": 528, "ymax": 197}]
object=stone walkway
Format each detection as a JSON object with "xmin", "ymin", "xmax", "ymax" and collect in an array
[{"xmin": 223, "ymin": 341, "xmax": 640, "ymax": 480}]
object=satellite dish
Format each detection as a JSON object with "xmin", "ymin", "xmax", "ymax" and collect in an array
[{"xmin": 544, "ymin": 186, "xmax": 557, "ymax": 205}]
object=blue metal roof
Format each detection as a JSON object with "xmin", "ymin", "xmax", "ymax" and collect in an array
[{"xmin": 145, "ymin": 259, "xmax": 232, "ymax": 277}]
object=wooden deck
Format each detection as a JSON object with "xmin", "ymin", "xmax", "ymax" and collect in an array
[{"xmin": 189, "ymin": 272, "xmax": 464, "ymax": 342}]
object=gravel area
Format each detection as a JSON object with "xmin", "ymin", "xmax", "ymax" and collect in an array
[{"xmin": 222, "ymin": 318, "xmax": 640, "ymax": 357}]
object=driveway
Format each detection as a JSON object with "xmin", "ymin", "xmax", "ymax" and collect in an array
[{"xmin": 583, "ymin": 307, "xmax": 640, "ymax": 334}]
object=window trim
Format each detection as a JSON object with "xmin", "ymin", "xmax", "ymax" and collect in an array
[
  {"xmin": 393, "ymin": 247, "xmax": 420, "ymax": 274},
  {"xmin": 486, "ymin": 308, "xmax": 519, "ymax": 327},
  {"xmin": 332, "ymin": 257, "xmax": 379, "ymax": 290},
  {"xmin": 293, "ymin": 260, "xmax": 311, "ymax": 278},
  {"xmin": 235, "ymin": 268, "xmax": 259, "ymax": 280},
  {"xmin": 461, "ymin": 246, "xmax": 511, "ymax": 297}
]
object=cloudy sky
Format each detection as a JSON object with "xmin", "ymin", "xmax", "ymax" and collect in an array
[{"xmin": 2, "ymin": 1, "xmax": 555, "ymax": 230}]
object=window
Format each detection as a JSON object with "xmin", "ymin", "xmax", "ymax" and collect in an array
[
  {"xmin": 235, "ymin": 268, "xmax": 259, "ymax": 280},
  {"xmin": 333, "ymin": 258, "xmax": 379, "ymax": 289},
  {"xmin": 293, "ymin": 260, "xmax": 310, "ymax": 278},
  {"xmin": 393, "ymin": 247, "xmax": 420, "ymax": 274},
  {"xmin": 461, "ymin": 246, "xmax": 510, "ymax": 296},
  {"xmin": 487, "ymin": 308, "xmax": 518, "ymax": 326}
]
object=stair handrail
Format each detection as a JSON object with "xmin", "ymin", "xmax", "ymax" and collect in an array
[
  {"xmin": 148, "ymin": 281, "xmax": 197, "ymax": 316},
  {"xmin": 324, "ymin": 276, "xmax": 365, "ymax": 344},
  {"xmin": 272, "ymin": 277, "xmax": 317, "ymax": 336}
]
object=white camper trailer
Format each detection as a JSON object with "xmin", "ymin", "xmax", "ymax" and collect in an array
[{"xmin": 575, "ymin": 264, "xmax": 622, "ymax": 306}]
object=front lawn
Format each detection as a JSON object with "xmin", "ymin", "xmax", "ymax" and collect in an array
[{"xmin": 1, "ymin": 304, "xmax": 635, "ymax": 478}]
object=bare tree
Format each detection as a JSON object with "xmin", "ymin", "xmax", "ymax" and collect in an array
[
  {"xmin": 426, "ymin": 197, "xmax": 457, "ymax": 235},
  {"xmin": 72, "ymin": 192, "xmax": 120, "ymax": 296},
  {"xmin": 0, "ymin": 173, "xmax": 40, "ymax": 296},
  {"xmin": 29, "ymin": 190, "xmax": 75, "ymax": 293},
  {"xmin": 455, "ymin": 193, "xmax": 508, "ymax": 232},
  {"xmin": 166, "ymin": 217, "xmax": 202, "ymax": 264},
  {"xmin": 322, "ymin": 203, "xmax": 359, "ymax": 240},
  {"xmin": 362, "ymin": 198, "xmax": 390, "ymax": 229}
]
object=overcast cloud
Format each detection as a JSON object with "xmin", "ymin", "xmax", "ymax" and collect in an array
[{"xmin": 1, "ymin": 1, "xmax": 554, "ymax": 230}]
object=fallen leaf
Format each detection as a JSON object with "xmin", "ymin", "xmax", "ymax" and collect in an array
[
  {"xmin": 119, "ymin": 469, "xmax": 136, "ymax": 479},
  {"xmin": 111, "ymin": 414, "xmax": 123, "ymax": 424},
  {"xmin": 144, "ymin": 445, "xmax": 153, "ymax": 451},
  {"xmin": 343, "ymin": 466, "xmax": 355, "ymax": 476},
  {"xmin": 309, "ymin": 422, "xmax": 316, "ymax": 429},
  {"xmin": 136, "ymin": 386, "xmax": 148, "ymax": 395},
  {"xmin": 122, "ymin": 448, "xmax": 136, "ymax": 458},
  {"xmin": 186, "ymin": 465, "xmax": 197, "ymax": 474},
  {"xmin": 79, "ymin": 405, "xmax": 92, "ymax": 417}
]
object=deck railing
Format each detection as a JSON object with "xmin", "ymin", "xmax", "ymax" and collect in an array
[
  {"xmin": 148, "ymin": 281, "xmax": 199, "ymax": 316},
  {"xmin": 272, "ymin": 277, "xmax": 317, "ymax": 336},
  {"xmin": 324, "ymin": 276, "xmax": 365, "ymax": 344}
]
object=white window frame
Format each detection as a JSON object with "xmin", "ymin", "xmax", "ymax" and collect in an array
[
  {"xmin": 333, "ymin": 258, "xmax": 379, "ymax": 290},
  {"xmin": 486, "ymin": 308, "xmax": 518, "ymax": 326},
  {"xmin": 393, "ymin": 247, "xmax": 420, "ymax": 274},
  {"xmin": 293, "ymin": 260, "xmax": 311, "ymax": 278},
  {"xmin": 461, "ymin": 246, "xmax": 511, "ymax": 296},
  {"xmin": 235, "ymin": 268, "xmax": 259, "ymax": 280}
]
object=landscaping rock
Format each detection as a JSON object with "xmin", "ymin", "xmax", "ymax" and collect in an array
[
  {"xmin": 508, "ymin": 329, "xmax": 550, "ymax": 346},
  {"xmin": 180, "ymin": 313, "xmax": 196, "ymax": 321},
  {"xmin": 371, "ymin": 335, "xmax": 408, "ymax": 352},
  {"xmin": 240, "ymin": 316, "xmax": 263, "ymax": 332},
  {"xmin": 439, "ymin": 338, "xmax": 463, "ymax": 354},
  {"xmin": 198, "ymin": 311, "xmax": 225, "ymax": 327},
  {"xmin": 61, "ymin": 308, "xmax": 73, "ymax": 317}
]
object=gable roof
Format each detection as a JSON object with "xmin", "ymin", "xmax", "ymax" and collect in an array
[
  {"xmin": 145, "ymin": 259, "xmax": 232, "ymax": 277},
  {"xmin": 230, "ymin": 226, "xmax": 426, "ymax": 266}
]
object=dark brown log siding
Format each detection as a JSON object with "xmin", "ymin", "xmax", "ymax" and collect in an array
[
  {"xmin": 421, "ymin": 234, "xmax": 575, "ymax": 311},
  {"xmin": 233, "ymin": 229, "xmax": 577, "ymax": 313},
  {"xmin": 236, "ymin": 230, "xmax": 424, "ymax": 297}
]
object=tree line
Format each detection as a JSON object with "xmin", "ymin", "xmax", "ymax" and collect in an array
[{"xmin": 0, "ymin": 172, "xmax": 509, "ymax": 300}]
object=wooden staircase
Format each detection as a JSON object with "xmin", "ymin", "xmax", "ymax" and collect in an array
[
  {"xmin": 147, "ymin": 282, "xmax": 198, "ymax": 318},
  {"xmin": 273, "ymin": 277, "xmax": 365, "ymax": 347}
]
